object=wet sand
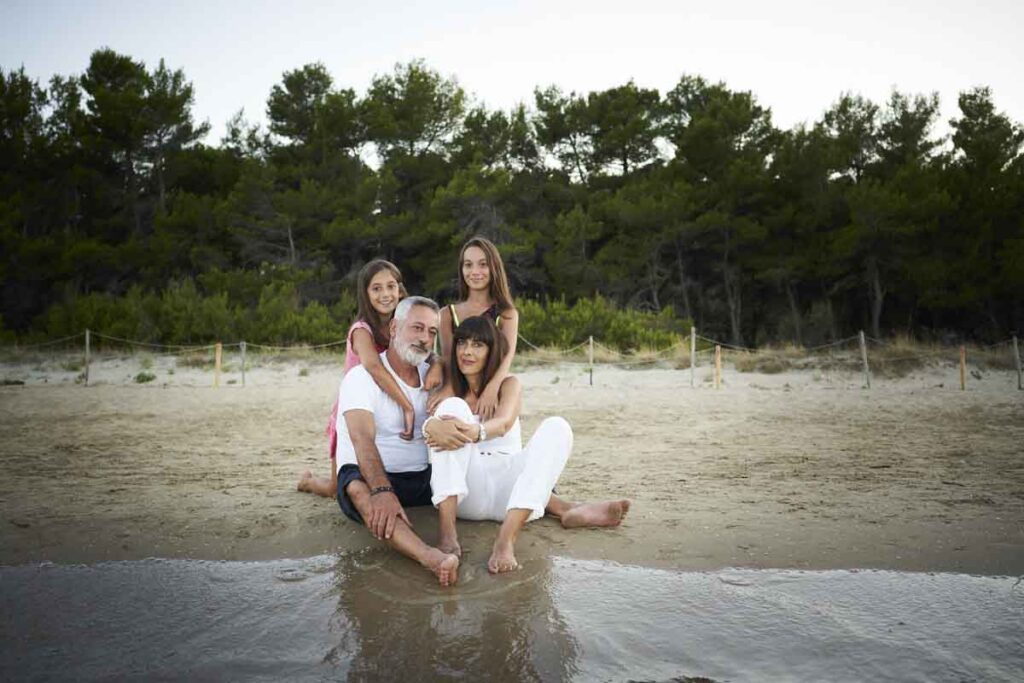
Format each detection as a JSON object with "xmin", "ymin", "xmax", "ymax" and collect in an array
[{"xmin": 1, "ymin": 358, "xmax": 1022, "ymax": 575}]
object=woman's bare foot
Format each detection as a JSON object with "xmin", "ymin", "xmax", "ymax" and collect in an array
[
  {"xmin": 559, "ymin": 499, "xmax": 631, "ymax": 528},
  {"xmin": 487, "ymin": 539, "xmax": 519, "ymax": 574},
  {"xmin": 425, "ymin": 550, "xmax": 460, "ymax": 586},
  {"xmin": 296, "ymin": 470, "xmax": 314, "ymax": 493},
  {"xmin": 438, "ymin": 534, "xmax": 462, "ymax": 557}
]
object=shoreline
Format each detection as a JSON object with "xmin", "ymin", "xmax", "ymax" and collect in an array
[{"xmin": 2, "ymin": 362, "xmax": 1022, "ymax": 576}]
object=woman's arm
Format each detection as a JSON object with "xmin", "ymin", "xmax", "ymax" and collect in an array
[
  {"xmin": 424, "ymin": 377, "xmax": 521, "ymax": 450},
  {"xmin": 439, "ymin": 305, "xmax": 454, "ymax": 366},
  {"xmin": 424, "ymin": 352, "xmax": 444, "ymax": 392},
  {"xmin": 477, "ymin": 308, "xmax": 520, "ymax": 419},
  {"xmin": 351, "ymin": 327, "xmax": 416, "ymax": 440},
  {"xmin": 474, "ymin": 376, "xmax": 521, "ymax": 441},
  {"xmin": 427, "ymin": 306, "xmax": 456, "ymax": 413}
]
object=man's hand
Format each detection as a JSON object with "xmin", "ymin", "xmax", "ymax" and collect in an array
[
  {"xmin": 425, "ymin": 416, "xmax": 474, "ymax": 451},
  {"xmin": 368, "ymin": 490, "xmax": 411, "ymax": 540}
]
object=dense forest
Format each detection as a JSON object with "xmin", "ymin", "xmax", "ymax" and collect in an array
[{"xmin": 1, "ymin": 49, "xmax": 1022, "ymax": 348}]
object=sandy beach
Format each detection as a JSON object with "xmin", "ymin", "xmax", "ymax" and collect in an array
[{"xmin": 2, "ymin": 354, "xmax": 1022, "ymax": 575}]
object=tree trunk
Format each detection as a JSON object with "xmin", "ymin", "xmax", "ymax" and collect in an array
[
  {"xmin": 723, "ymin": 262, "xmax": 743, "ymax": 346},
  {"xmin": 721, "ymin": 228, "xmax": 743, "ymax": 346},
  {"xmin": 674, "ymin": 239, "xmax": 693, "ymax": 322},
  {"xmin": 287, "ymin": 221, "xmax": 297, "ymax": 265},
  {"xmin": 157, "ymin": 158, "xmax": 167, "ymax": 217},
  {"xmin": 785, "ymin": 279, "xmax": 803, "ymax": 346},
  {"xmin": 826, "ymin": 296, "xmax": 839, "ymax": 341},
  {"xmin": 126, "ymin": 150, "xmax": 142, "ymax": 236},
  {"xmin": 649, "ymin": 252, "xmax": 661, "ymax": 310},
  {"xmin": 867, "ymin": 257, "xmax": 885, "ymax": 339}
]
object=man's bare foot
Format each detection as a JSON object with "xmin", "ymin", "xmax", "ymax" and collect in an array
[
  {"xmin": 426, "ymin": 550, "xmax": 460, "ymax": 586},
  {"xmin": 487, "ymin": 540, "xmax": 519, "ymax": 574},
  {"xmin": 438, "ymin": 534, "xmax": 462, "ymax": 557},
  {"xmin": 559, "ymin": 499, "xmax": 631, "ymax": 528},
  {"xmin": 296, "ymin": 470, "xmax": 314, "ymax": 493}
]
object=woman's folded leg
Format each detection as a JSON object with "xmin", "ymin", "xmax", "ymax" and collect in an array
[{"xmin": 506, "ymin": 416, "xmax": 573, "ymax": 522}]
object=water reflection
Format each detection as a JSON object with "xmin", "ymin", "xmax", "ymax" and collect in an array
[
  {"xmin": 327, "ymin": 547, "xmax": 579, "ymax": 681},
  {"xmin": 1, "ymin": 557, "xmax": 1021, "ymax": 681}
]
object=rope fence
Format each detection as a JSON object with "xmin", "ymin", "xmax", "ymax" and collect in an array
[{"xmin": 0, "ymin": 328, "xmax": 1021, "ymax": 391}]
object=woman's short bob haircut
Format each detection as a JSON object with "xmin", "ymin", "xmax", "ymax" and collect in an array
[{"xmin": 448, "ymin": 315, "xmax": 508, "ymax": 398}]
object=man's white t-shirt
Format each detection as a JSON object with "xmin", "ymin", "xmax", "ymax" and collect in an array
[{"xmin": 335, "ymin": 352, "xmax": 430, "ymax": 476}]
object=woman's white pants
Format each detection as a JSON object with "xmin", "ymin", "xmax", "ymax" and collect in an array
[{"xmin": 429, "ymin": 397, "xmax": 572, "ymax": 522}]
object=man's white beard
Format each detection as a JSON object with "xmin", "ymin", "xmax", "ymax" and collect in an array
[{"xmin": 395, "ymin": 337, "xmax": 429, "ymax": 366}]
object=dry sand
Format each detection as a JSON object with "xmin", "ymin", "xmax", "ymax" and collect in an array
[{"xmin": 1, "ymin": 354, "xmax": 1022, "ymax": 575}]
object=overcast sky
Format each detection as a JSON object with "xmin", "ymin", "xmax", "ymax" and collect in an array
[{"xmin": 3, "ymin": 0, "xmax": 1022, "ymax": 143}]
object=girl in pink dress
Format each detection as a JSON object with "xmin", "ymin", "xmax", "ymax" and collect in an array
[{"xmin": 298, "ymin": 259, "xmax": 441, "ymax": 497}]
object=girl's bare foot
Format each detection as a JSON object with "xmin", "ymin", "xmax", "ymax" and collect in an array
[
  {"xmin": 296, "ymin": 470, "xmax": 314, "ymax": 493},
  {"xmin": 487, "ymin": 539, "xmax": 519, "ymax": 574},
  {"xmin": 426, "ymin": 551, "xmax": 460, "ymax": 586},
  {"xmin": 560, "ymin": 500, "xmax": 631, "ymax": 528}
]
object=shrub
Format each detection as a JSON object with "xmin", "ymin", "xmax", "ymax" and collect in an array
[
  {"xmin": 134, "ymin": 371, "xmax": 156, "ymax": 383},
  {"xmin": 517, "ymin": 295, "xmax": 690, "ymax": 352}
]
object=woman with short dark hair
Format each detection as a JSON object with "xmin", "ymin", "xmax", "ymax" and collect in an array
[{"xmin": 424, "ymin": 316, "xmax": 630, "ymax": 573}]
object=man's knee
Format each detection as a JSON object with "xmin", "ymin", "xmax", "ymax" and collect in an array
[{"xmin": 346, "ymin": 480, "xmax": 372, "ymax": 517}]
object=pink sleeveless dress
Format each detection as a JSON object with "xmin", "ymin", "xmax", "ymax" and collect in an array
[{"xmin": 326, "ymin": 320, "xmax": 386, "ymax": 458}]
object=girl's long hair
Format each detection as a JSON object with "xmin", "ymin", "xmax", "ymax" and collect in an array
[
  {"xmin": 456, "ymin": 236, "xmax": 515, "ymax": 313},
  {"xmin": 356, "ymin": 259, "xmax": 407, "ymax": 349},
  {"xmin": 447, "ymin": 316, "xmax": 507, "ymax": 399}
]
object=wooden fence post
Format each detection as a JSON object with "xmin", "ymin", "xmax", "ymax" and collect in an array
[
  {"xmin": 714, "ymin": 344, "xmax": 721, "ymax": 389},
  {"xmin": 588, "ymin": 336, "xmax": 594, "ymax": 386},
  {"xmin": 959, "ymin": 345, "xmax": 966, "ymax": 391},
  {"xmin": 84, "ymin": 328, "xmax": 90, "ymax": 387},
  {"xmin": 240, "ymin": 341, "xmax": 247, "ymax": 387},
  {"xmin": 859, "ymin": 330, "xmax": 871, "ymax": 389},
  {"xmin": 690, "ymin": 327, "xmax": 696, "ymax": 388},
  {"xmin": 1013, "ymin": 335, "xmax": 1021, "ymax": 391},
  {"xmin": 214, "ymin": 342, "xmax": 222, "ymax": 388}
]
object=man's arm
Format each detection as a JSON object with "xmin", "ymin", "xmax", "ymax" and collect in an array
[{"xmin": 345, "ymin": 409, "xmax": 411, "ymax": 540}]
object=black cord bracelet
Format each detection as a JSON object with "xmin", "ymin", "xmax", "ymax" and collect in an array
[{"xmin": 370, "ymin": 485, "xmax": 395, "ymax": 496}]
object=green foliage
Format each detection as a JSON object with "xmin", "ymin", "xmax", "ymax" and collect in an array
[
  {"xmin": 2, "ymin": 53, "xmax": 1023, "ymax": 347},
  {"xmin": 0, "ymin": 315, "xmax": 13, "ymax": 345},
  {"xmin": 37, "ymin": 277, "xmax": 348, "ymax": 345},
  {"xmin": 517, "ymin": 296, "xmax": 690, "ymax": 351},
  {"xmin": 363, "ymin": 60, "xmax": 465, "ymax": 158},
  {"xmin": 134, "ymin": 371, "xmax": 156, "ymax": 383}
]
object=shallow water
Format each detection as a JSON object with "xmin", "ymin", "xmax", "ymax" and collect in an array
[{"xmin": 1, "ymin": 552, "xmax": 1021, "ymax": 682}]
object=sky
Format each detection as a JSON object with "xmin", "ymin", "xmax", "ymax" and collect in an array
[{"xmin": 3, "ymin": 0, "xmax": 1022, "ymax": 144}]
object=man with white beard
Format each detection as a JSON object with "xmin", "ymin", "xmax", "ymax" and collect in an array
[{"xmin": 334, "ymin": 296, "xmax": 460, "ymax": 586}]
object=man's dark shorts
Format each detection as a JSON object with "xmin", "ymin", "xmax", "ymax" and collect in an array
[{"xmin": 336, "ymin": 464, "xmax": 434, "ymax": 523}]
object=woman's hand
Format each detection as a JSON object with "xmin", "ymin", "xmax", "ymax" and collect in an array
[
  {"xmin": 424, "ymin": 416, "xmax": 474, "ymax": 451},
  {"xmin": 476, "ymin": 381, "xmax": 501, "ymax": 420}
]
